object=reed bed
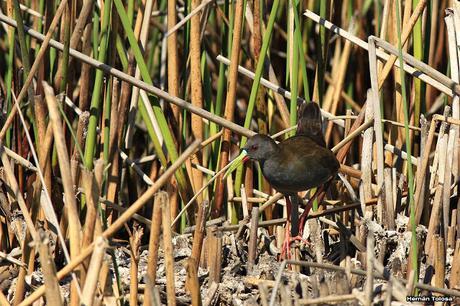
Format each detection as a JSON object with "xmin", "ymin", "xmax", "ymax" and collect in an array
[{"xmin": 0, "ymin": 0, "xmax": 459, "ymax": 305}]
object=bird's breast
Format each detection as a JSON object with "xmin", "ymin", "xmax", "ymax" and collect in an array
[{"xmin": 260, "ymin": 154, "xmax": 335, "ymax": 193}]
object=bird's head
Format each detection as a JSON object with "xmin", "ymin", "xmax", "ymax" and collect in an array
[
  {"xmin": 243, "ymin": 134, "xmax": 278, "ymax": 162},
  {"xmin": 223, "ymin": 134, "xmax": 277, "ymax": 179}
]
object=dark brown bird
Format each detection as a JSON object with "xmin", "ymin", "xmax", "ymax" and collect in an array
[{"xmin": 240, "ymin": 102, "xmax": 339, "ymax": 256}]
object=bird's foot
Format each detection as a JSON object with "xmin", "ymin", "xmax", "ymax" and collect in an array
[{"xmin": 279, "ymin": 231, "xmax": 309, "ymax": 260}]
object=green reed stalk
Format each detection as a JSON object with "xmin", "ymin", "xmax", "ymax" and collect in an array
[
  {"xmin": 412, "ymin": 0, "xmax": 424, "ymax": 129},
  {"xmin": 5, "ymin": 23, "xmax": 15, "ymax": 147},
  {"xmin": 294, "ymin": 2, "xmax": 310, "ymax": 102},
  {"xmin": 34, "ymin": 0, "xmax": 45, "ymax": 54},
  {"xmin": 289, "ymin": 0, "xmax": 299, "ymax": 134},
  {"xmin": 84, "ymin": 0, "xmax": 113, "ymax": 170},
  {"xmin": 395, "ymin": 0, "xmax": 418, "ymax": 287},
  {"xmin": 234, "ymin": 0, "xmax": 280, "ymax": 192},
  {"xmin": 92, "ymin": 9, "xmax": 100, "ymax": 59}
]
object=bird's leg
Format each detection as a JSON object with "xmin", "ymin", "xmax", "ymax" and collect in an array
[
  {"xmin": 290, "ymin": 194, "xmax": 299, "ymax": 236},
  {"xmin": 280, "ymin": 196, "xmax": 293, "ymax": 260},
  {"xmin": 298, "ymin": 180, "xmax": 331, "ymax": 236},
  {"xmin": 280, "ymin": 195, "xmax": 308, "ymax": 260}
]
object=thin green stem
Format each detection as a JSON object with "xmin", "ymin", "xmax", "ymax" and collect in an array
[
  {"xmin": 234, "ymin": 0, "xmax": 280, "ymax": 192},
  {"xmin": 83, "ymin": 0, "xmax": 112, "ymax": 170},
  {"xmin": 395, "ymin": 0, "xmax": 417, "ymax": 288}
]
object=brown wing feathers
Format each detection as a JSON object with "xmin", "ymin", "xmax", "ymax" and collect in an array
[{"xmin": 295, "ymin": 102, "xmax": 326, "ymax": 148}]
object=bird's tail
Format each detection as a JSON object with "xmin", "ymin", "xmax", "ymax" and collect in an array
[{"xmin": 296, "ymin": 102, "xmax": 326, "ymax": 147}]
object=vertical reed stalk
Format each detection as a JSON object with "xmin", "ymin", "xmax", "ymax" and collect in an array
[
  {"xmin": 37, "ymin": 229, "xmax": 63, "ymax": 306},
  {"xmin": 213, "ymin": 0, "xmax": 245, "ymax": 217},
  {"xmin": 144, "ymin": 193, "xmax": 163, "ymax": 305},
  {"xmin": 161, "ymin": 192, "xmax": 177, "ymax": 306},
  {"xmin": 83, "ymin": 0, "xmax": 112, "ymax": 170},
  {"xmin": 189, "ymin": 0, "xmax": 204, "ymax": 203},
  {"xmin": 395, "ymin": 0, "xmax": 417, "ymax": 288},
  {"xmin": 43, "ymin": 82, "xmax": 82, "ymax": 304}
]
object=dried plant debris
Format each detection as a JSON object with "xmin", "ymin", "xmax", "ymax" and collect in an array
[{"xmin": 1, "ymin": 0, "xmax": 460, "ymax": 305}]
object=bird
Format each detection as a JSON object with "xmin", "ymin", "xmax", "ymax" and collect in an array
[{"xmin": 227, "ymin": 102, "xmax": 339, "ymax": 258}]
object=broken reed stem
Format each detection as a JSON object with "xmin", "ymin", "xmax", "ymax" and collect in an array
[
  {"xmin": 81, "ymin": 170, "xmax": 100, "ymax": 280},
  {"xmin": 269, "ymin": 261, "xmax": 287, "ymax": 306},
  {"xmin": 43, "ymin": 82, "xmax": 82, "ymax": 303},
  {"xmin": 129, "ymin": 225, "xmax": 143, "ymax": 306},
  {"xmin": 412, "ymin": 114, "xmax": 458, "ymax": 225},
  {"xmin": 247, "ymin": 207, "xmax": 259, "ymax": 274},
  {"xmin": 450, "ymin": 240, "xmax": 460, "ymax": 289},
  {"xmin": 360, "ymin": 91, "xmax": 374, "ymax": 216},
  {"xmin": 207, "ymin": 226, "xmax": 222, "ymax": 284},
  {"xmin": 161, "ymin": 192, "xmax": 177, "ymax": 306},
  {"xmin": 186, "ymin": 258, "xmax": 202, "ymax": 306},
  {"xmin": 19, "ymin": 140, "xmax": 201, "ymax": 306},
  {"xmin": 364, "ymin": 232, "xmax": 374, "ymax": 306},
  {"xmin": 383, "ymin": 168, "xmax": 395, "ymax": 230},
  {"xmin": 81, "ymin": 237, "xmax": 107, "ymax": 306},
  {"xmin": 280, "ymin": 259, "xmax": 460, "ymax": 298},
  {"xmin": 103, "ymin": 200, "xmax": 152, "ymax": 226},
  {"xmin": 144, "ymin": 193, "xmax": 163, "ymax": 305},
  {"xmin": 297, "ymin": 294, "xmax": 357, "ymax": 305},
  {"xmin": 37, "ymin": 229, "xmax": 63, "ymax": 306},
  {"xmin": 426, "ymin": 131, "xmax": 448, "ymax": 255},
  {"xmin": 368, "ymin": 37, "xmax": 386, "ymax": 224},
  {"xmin": 434, "ymin": 235, "xmax": 446, "ymax": 293},
  {"xmin": 186, "ymin": 200, "xmax": 207, "ymax": 305},
  {"xmin": 258, "ymin": 193, "xmax": 285, "ymax": 213}
]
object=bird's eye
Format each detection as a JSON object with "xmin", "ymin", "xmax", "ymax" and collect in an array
[{"xmin": 251, "ymin": 144, "xmax": 258, "ymax": 150}]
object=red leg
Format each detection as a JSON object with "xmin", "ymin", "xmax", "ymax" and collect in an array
[
  {"xmin": 280, "ymin": 196, "xmax": 292, "ymax": 260},
  {"xmin": 298, "ymin": 188, "xmax": 321, "ymax": 236},
  {"xmin": 280, "ymin": 196, "xmax": 309, "ymax": 260},
  {"xmin": 298, "ymin": 181, "xmax": 331, "ymax": 236},
  {"xmin": 280, "ymin": 181, "xmax": 334, "ymax": 260}
]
